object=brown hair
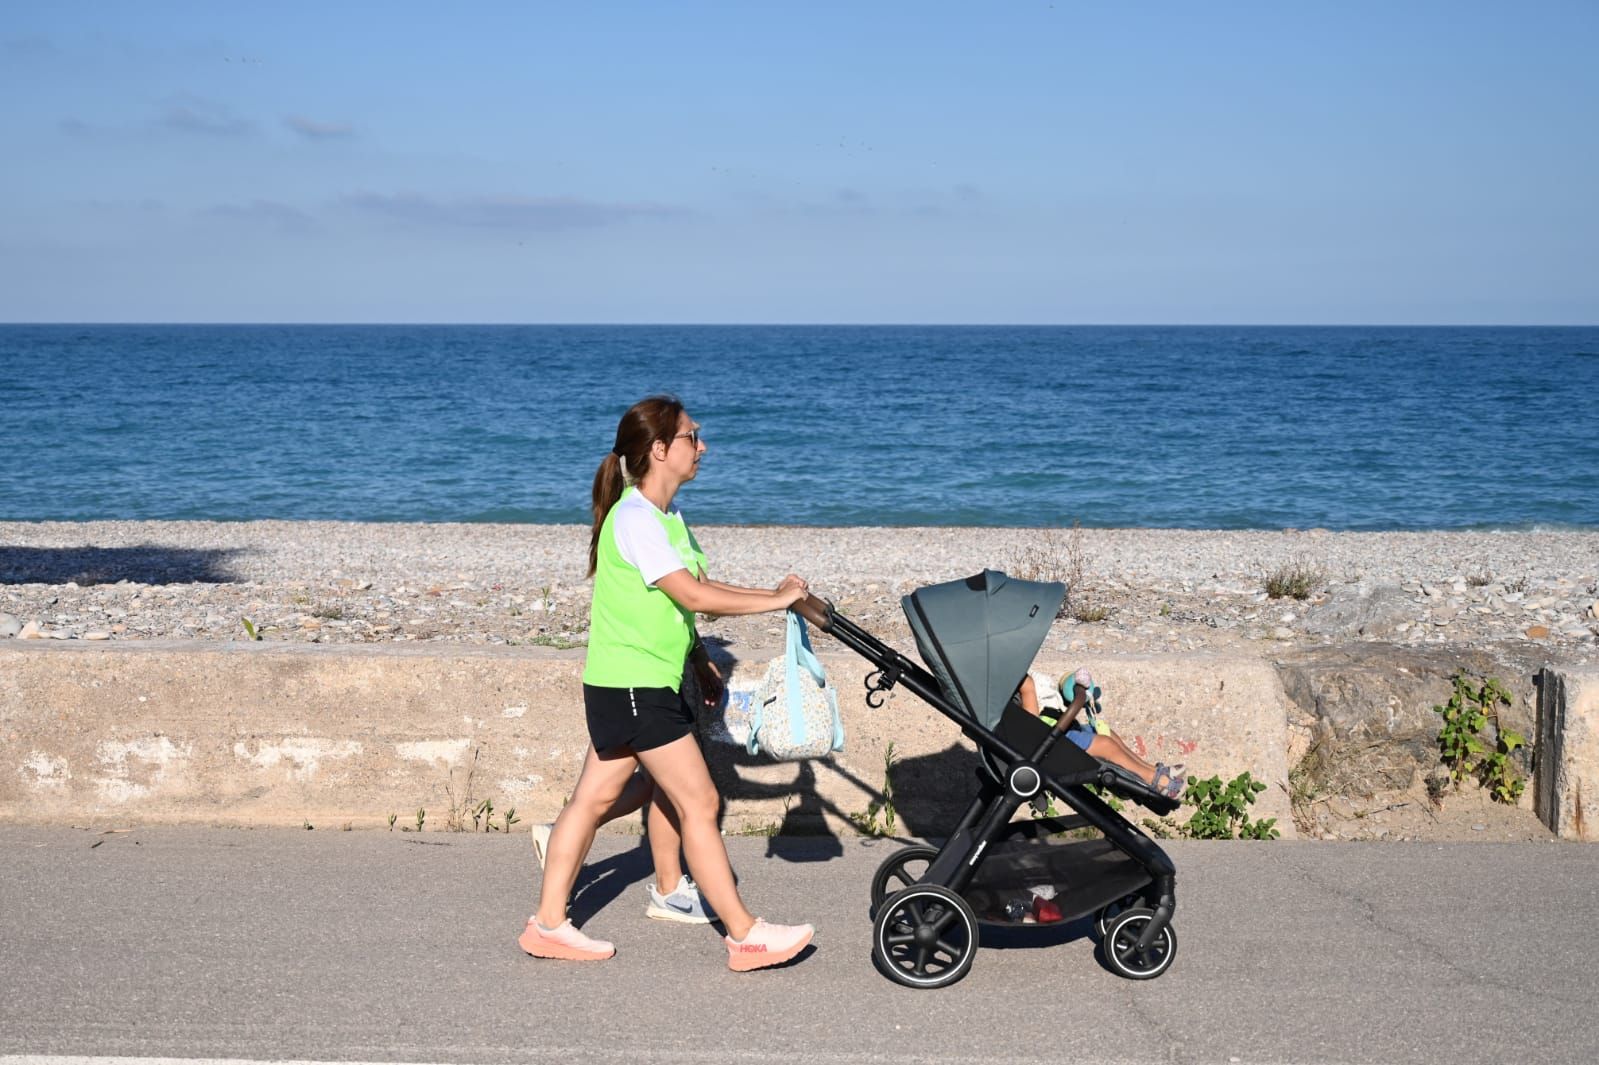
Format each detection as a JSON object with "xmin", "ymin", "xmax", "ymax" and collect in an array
[{"xmin": 588, "ymin": 394, "xmax": 686, "ymax": 577}]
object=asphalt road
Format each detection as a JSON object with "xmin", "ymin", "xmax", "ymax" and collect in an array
[{"xmin": 1, "ymin": 826, "xmax": 1596, "ymax": 1065}]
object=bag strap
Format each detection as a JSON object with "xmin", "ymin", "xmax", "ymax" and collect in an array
[
  {"xmin": 786, "ymin": 612, "xmax": 844, "ymax": 752},
  {"xmin": 782, "ymin": 613, "xmax": 808, "ymax": 743},
  {"xmin": 789, "ymin": 611, "xmax": 827, "ymax": 685}
]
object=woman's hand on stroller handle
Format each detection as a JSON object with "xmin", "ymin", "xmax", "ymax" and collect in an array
[{"xmin": 789, "ymin": 591, "xmax": 833, "ymax": 630}]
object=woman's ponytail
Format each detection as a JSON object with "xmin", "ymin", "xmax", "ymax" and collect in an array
[
  {"xmin": 588, "ymin": 452, "xmax": 625, "ymax": 578},
  {"xmin": 586, "ymin": 394, "xmax": 686, "ymax": 578}
]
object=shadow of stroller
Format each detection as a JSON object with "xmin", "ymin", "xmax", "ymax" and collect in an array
[
  {"xmin": 690, "ymin": 644, "xmax": 852, "ymax": 861},
  {"xmin": 690, "ymin": 641, "xmax": 993, "ymax": 861}
]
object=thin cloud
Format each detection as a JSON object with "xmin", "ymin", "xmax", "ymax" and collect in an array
[
  {"xmin": 58, "ymin": 118, "xmax": 93, "ymax": 138},
  {"xmin": 792, "ymin": 187, "xmax": 877, "ymax": 218},
  {"xmin": 207, "ymin": 199, "xmax": 318, "ymax": 234},
  {"xmin": 284, "ymin": 115, "xmax": 355, "ymax": 141},
  {"xmin": 82, "ymin": 198, "xmax": 166, "ymax": 214},
  {"xmin": 339, "ymin": 191, "xmax": 683, "ymax": 232},
  {"xmin": 953, "ymin": 183, "xmax": 982, "ymax": 202},
  {"xmin": 160, "ymin": 93, "xmax": 255, "ymax": 137},
  {"xmin": 1, "ymin": 35, "xmax": 58, "ymax": 60}
]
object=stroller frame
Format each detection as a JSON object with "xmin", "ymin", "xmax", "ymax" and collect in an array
[{"xmin": 796, "ymin": 588, "xmax": 1179, "ymax": 987}]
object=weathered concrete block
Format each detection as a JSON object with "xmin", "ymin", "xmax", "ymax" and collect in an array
[
  {"xmin": 1536, "ymin": 667, "xmax": 1599, "ymax": 840},
  {"xmin": 1274, "ymin": 644, "xmax": 1545, "ymax": 803},
  {"xmin": 1030, "ymin": 654, "xmax": 1293, "ymax": 833},
  {"xmin": 1, "ymin": 641, "xmax": 1294, "ymax": 837}
]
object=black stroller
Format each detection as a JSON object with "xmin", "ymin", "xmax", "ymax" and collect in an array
[{"xmin": 794, "ymin": 569, "xmax": 1180, "ymax": 988}]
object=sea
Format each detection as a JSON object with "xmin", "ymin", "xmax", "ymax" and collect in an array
[{"xmin": 2, "ymin": 324, "xmax": 1596, "ymax": 530}]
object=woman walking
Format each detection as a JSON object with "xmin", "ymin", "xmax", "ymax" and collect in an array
[{"xmin": 519, "ymin": 395, "xmax": 815, "ymax": 971}]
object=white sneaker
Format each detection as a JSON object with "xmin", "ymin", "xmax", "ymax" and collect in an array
[
  {"xmin": 531, "ymin": 822, "xmax": 552, "ymax": 868},
  {"xmin": 645, "ymin": 875, "xmax": 716, "ymax": 924}
]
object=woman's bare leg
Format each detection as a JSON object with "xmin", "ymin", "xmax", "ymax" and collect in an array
[
  {"xmin": 596, "ymin": 769, "xmax": 654, "ymax": 823},
  {"xmin": 535, "ymin": 745, "xmax": 640, "ymax": 929},
  {"xmin": 636, "ymin": 734, "xmax": 756, "ymax": 940},
  {"xmin": 554, "ymin": 767, "xmax": 686, "ymax": 892}
]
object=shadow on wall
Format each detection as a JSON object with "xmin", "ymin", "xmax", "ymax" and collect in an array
[
  {"xmin": 711, "ymin": 742, "xmax": 981, "ymax": 850},
  {"xmin": 692, "ymin": 640, "xmax": 981, "ymax": 860},
  {"xmin": 0, "ymin": 546, "xmax": 247, "ymax": 585}
]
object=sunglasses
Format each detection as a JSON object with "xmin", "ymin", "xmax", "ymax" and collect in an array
[{"xmin": 673, "ymin": 428, "xmax": 702, "ymax": 447}]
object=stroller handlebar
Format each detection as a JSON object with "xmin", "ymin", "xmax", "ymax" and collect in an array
[{"xmin": 790, "ymin": 593, "xmax": 834, "ymax": 632}]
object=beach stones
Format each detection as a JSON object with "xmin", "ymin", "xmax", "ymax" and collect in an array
[
  {"xmin": 1525, "ymin": 624, "xmax": 1551, "ymax": 639},
  {"xmin": 0, "ymin": 613, "xmax": 20, "ymax": 638},
  {"xmin": 1302, "ymin": 582, "xmax": 1412, "ymax": 639}
]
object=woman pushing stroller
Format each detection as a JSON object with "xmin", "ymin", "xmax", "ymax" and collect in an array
[{"xmin": 519, "ymin": 394, "xmax": 815, "ymax": 970}]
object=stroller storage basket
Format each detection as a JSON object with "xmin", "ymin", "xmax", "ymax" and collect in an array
[{"xmin": 962, "ymin": 817, "xmax": 1155, "ymax": 927}]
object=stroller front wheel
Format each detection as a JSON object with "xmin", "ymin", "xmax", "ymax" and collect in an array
[
  {"xmin": 872, "ymin": 884, "xmax": 978, "ymax": 989},
  {"xmin": 1102, "ymin": 907, "xmax": 1178, "ymax": 980}
]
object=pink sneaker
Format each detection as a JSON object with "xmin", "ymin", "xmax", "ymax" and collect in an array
[
  {"xmin": 724, "ymin": 918, "xmax": 814, "ymax": 972},
  {"xmin": 518, "ymin": 917, "xmax": 614, "ymax": 961}
]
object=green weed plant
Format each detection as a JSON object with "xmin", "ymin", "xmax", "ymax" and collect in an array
[
  {"xmin": 1433, "ymin": 674, "xmax": 1526, "ymax": 804},
  {"xmin": 849, "ymin": 742, "xmax": 899, "ymax": 837},
  {"xmin": 1180, "ymin": 771, "xmax": 1280, "ymax": 840}
]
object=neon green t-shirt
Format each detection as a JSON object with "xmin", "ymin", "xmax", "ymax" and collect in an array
[{"xmin": 582, "ymin": 487, "xmax": 708, "ymax": 690}]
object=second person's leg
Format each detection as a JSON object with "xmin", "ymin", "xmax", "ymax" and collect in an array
[
  {"xmin": 635, "ymin": 734, "xmax": 812, "ymax": 970},
  {"xmin": 635, "ymin": 734, "xmax": 754, "ymax": 939}
]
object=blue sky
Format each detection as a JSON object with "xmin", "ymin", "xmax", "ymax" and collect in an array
[{"xmin": 2, "ymin": 1, "xmax": 1595, "ymax": 324}]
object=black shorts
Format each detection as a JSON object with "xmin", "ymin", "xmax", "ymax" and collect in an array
[{"xmin": 583, "ymin": 683, "xmax": 696, "ymax": 754}]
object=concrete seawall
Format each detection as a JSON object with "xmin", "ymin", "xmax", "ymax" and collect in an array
[
  {"xmin": 2, "ymin": 640, "xmax": 1298, "ymax": 836},
  {"xmin": 9, "ymin": 641, "xmax": 1599, "ymax": 840},
  {"xmin": 1537, "ymin": 667, "xmax": 1599, "ymax": 840}
]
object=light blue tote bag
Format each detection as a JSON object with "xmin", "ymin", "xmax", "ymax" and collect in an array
[{"xmin": 747, "ymin": 612, "xmax": 845, "ymax": 760}]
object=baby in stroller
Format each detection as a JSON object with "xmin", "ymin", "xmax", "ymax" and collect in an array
[{"xmin": 1015, "ymin": 669, "xmax": 1185, "ymax": 799}]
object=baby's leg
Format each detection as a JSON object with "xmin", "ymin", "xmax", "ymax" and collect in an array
[{"xmin": 1085, "ymin": 733, "xmax": 1158, "ymax": 784}]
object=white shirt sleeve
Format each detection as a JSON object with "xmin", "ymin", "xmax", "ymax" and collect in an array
[{"xmin": 612, "ymin": 502, "xmax": 690, "ymax": 586}]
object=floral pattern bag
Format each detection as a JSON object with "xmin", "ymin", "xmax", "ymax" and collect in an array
[{"xmin": 747, "ymin": 612, "xmax": 844, "ymax": 760}]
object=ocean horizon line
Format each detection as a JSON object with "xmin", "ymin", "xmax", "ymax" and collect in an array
[
  {"xmin": 5, "ymin": 321, "xmax": 1599, "ymax": 330},
  {"xmin": 6, "ymin": 516, "xmax": 1598, "ymax": 536}
]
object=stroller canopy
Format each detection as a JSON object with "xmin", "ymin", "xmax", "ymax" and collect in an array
[{"xmin": 902, "ymin": 569, "xmax": 1066, "ymax": 730}]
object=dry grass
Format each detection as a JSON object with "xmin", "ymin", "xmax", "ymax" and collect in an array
[
  {"xmin": 1002, "ymin": 523, "xmax": 1110, "ymax": 623},
  {"xmin": 1264, "ymin": 562, "xmax": 1323, "ymax": 600}
]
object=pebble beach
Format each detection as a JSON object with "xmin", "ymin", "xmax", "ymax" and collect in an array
[{"xmin": 3, "ymin": 521, "xmax": 1597, "ymax": 663}]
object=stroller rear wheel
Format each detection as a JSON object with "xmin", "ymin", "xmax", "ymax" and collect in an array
[
  {"xmin": 872, "ymin": 884, "xmax": 978, "ymax": 989},
  {"xmin": 868, "ymin": 845, "xmax": 940, "ymax": 917},
  {"xmin": 1102, "ymin": 907, "xmax": 1178, "ymax": 980},
  {"xmin": 1094, "ymin": 894, "xmax": 1145, "ymax": 940}
]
